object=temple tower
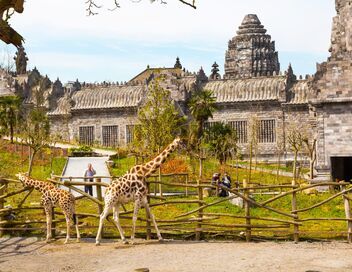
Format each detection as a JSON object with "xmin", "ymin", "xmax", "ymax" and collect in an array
[{"xmin": 224, "ymin": 14, "xmax": 280, "ymax": 79}]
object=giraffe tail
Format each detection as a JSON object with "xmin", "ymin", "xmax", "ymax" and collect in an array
[{"xmin": 73, "ymin": 213, "xmax": 78, "ymax": 225}]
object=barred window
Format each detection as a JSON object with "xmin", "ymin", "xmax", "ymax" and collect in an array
[
  {"xmin": 79, "ymin": 126, "xmax": 94, "ymax": 146},
  {"xmin": 228, "ymin": 121, "xmax": 248, "ymax": 144},
  {"xmin": 126, "ymin": 125, "xmax": 135, "ymax": 144},
  {"xmin": 203, "ymin": 121, "xmax": 220, "ymax": 131},
  {"xmin": 258, "ymin": 119, "xmax": 276, "ymax": 143},
  {"xmin": 102, "ymin": 125, "xmax": 119, "ymax": 147}
]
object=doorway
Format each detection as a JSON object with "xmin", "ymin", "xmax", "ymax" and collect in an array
[{"xmin": 331, "ymin": 157, "xmax": 352, "ymax": 182}]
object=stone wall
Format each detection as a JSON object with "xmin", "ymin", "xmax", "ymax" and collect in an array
[{"xmin": 50, "ymin": 109, "xmax": 138, "ymax": 146}]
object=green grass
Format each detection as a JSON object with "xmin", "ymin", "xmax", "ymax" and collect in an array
[{"xmin": 1, "ymin": 143, "xmax": 350, "ymax": 241}]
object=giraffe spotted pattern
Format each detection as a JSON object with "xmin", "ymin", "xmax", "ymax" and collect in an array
[
  {"xmin": 16, "ymin": 173, "xmax": 80, "ymax": 244},
  {"xmin": 95, "ymin": 137, "xmax": 183, "ymax": 245}
]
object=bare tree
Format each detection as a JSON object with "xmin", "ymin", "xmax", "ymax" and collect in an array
[
  {"xmin": 247, "ymin": 114, "xmax": 259, "ymax": 183},
  {"xmin": 303, "ymin": 135, "xmax": 317, "ymax": 181},
  {"xmin": 287, "ymin": 124, "xmax": 305, "ymax": 182}
]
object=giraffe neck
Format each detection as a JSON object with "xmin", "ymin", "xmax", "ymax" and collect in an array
[
  {"xmin": 23, "ymin": 177, "xmax": 54, "ymax": 193},
  {"xmin": 142, "ymin": 141, "xmax": 178, "ymax": 178}
]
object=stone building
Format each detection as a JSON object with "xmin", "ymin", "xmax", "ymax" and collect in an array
[
  {"xmin": 1, "ymin": 0, "xmax": 351, "ymax": 182},
  {"xmin": 309, "ymin": 0, "xmax": 352, "ymax": 182}
]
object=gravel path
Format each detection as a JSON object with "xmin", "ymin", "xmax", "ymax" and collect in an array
[{"xmin": 1, "ymin": 238, "xmax": 352, "ymax": 272}]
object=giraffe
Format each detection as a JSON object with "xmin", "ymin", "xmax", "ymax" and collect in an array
[
  {"xmin": 15, "ymin": 173, "xmax": 80, "ymax": 244},
  {"xmin": 95, "ymin": 137, "xmax": 183, "ymax": 245}
]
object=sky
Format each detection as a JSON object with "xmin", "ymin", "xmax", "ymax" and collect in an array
[{"xmin": 0, "ymin": 0, "xmax": 336, "ymax": 83}]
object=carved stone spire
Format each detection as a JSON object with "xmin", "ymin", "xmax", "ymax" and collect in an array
[
  {"xmin": 14, "ymin": 46, "xmax": 28, "ymax": 75},
  {"xmin": 224, "ymin": 14, "xmax": 280, "ymax": 79},
  {"xmin": 174, "ymin": 57, "xmax": 182, "ymax": 69},
  {"xmin": 209, "ymin": 62, "xmax": 221, "ymax": 80},
  {"xmin": 196, "ymin": 67, "xmax": 208, "ymax": 85}
]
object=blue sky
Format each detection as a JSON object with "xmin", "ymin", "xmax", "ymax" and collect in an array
[{"xmin": 1, "ymin": 0, "xmax": 335, "ymax": 83}]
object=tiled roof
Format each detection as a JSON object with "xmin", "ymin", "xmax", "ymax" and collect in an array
[
  {"xmin": 286, "ymin": 80, "xmax": 310, "ymax": 105},
  {"xmin": 204, "ymin": 76, "xmax": 287, "ymax": 103},
  {"xmin": 71, "ymin": 86, "xmax": 145, "ymax": 110}
]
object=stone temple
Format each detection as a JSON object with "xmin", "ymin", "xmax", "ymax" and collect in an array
[{"xmin": 0, "ymin": 0, "xmax": 351, "ymax": 182}]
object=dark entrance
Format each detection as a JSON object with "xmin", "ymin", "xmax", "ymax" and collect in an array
[{"xmin": 331, "ymin": 157, "xmax": 352, "ymax": 182}]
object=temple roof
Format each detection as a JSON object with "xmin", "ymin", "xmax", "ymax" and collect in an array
[
  {"xmin": 237, "ymin": 14, "xmax": 267, "ymax": 36},
  {"xmin": 204, "ymin": 76, "xmax": 287, "ymax": 103},
  {"xmin": 49, "ymin": 85, "xmax": 146, "ymax": 115},
  {"xmin": 285, "ymin": 80, "xmax": 311, "ymax": 105}
]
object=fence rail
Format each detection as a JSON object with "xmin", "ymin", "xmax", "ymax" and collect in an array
[{"xmin": 0, "ymin": 174, "xmax": 351, "ymax": 242}]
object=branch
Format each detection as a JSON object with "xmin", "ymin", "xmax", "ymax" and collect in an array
[{"xmin": 178, "ymin": 0, "xmax": 196, "ymax": 9}]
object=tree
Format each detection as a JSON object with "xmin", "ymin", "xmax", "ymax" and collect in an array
[
  {"xmin": 205, "ymin": 122, "xmax": 237, "ymax": 165},
  {"xmin": 287, "ymin": 124, "xmax": 305, "ymax": 182},
  {"xmin": 188, "ymin": 89, "xmax": 217, "ymax": 150},
  {"xmin": 303, "ymin": 135, "xmax": 317, "ymax": 181},
  {"xmin": 21, "ymin": 86, "xmax": 50, "ymax": 175},
  {"xmin": 133, "ymin": 75, "xmax": 185, "ymax": 155},
  {"xmin": 0, "ymin": 95, "xmax": 21, "ymax": 143},
  {"xmin": 0, "ymin": 0, "xmax": 196, "ymax": 48}
]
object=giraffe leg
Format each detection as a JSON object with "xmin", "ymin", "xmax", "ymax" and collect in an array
[
  {"xmin": 112, "ymin": 204, "xmax": 127, "ymax": 244},
  {"xmin": 43, "ymin": 203, "xmax": 53, "ymax": 243},
  {"xmin": 64, "ymin": 214, "xmax": 71, "ymax": 244},
  {"xmin": 130, "ymin": 200, "xmax": 141, "ymax": 245},
  {"xmin": 74, "ymin": 213, "xmax": 81, "ymax": 243},
  {"xmin": 95, "ymin": 203, "xmax": 111, "ymax": 246},
  {"xmin": 143, "ymin": 197, "xmax": 163, "ymax": 241}
]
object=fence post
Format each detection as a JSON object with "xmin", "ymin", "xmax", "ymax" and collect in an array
[
  {"xmin": 146, "ymin": 180, "xmax": 151, "ymax": 240},
  {"xmin": 0, "ymin": 179, "xmax": 5, "ymax": 237},
  {"xmin": 342, "ymin": 184, "xmax": 352, "ymax": 243},
  {"xmin": 291, "ymin": 179, "xmax": 299, "ymax": 243},
  {"xmin": 185, "ymin": 174, "xmax": 189, "ymax": 197},
  {"xmin": 196, "ymin": 157, "xmax": 204, "ymax": 241},
  {"xmin": 243, "ymin": 179, "xmax": 251, "ymax": 242},
  {"xmin": 158, "ymin": 168, "xmax": 163, "ymax": 197},
  {"xmin": 51, "ymin": 207, "xmax": 56, "ymax": 238},
  {"xmin": 96, "ymin": 178, "xmax": 103, "ymax": 215}
]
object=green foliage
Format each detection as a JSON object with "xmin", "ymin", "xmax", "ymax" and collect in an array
[
  {"xmin": 133, "ymin": 76, "xmax": 186, "ymax": 154},
  {"xmin": 20, "ymin": 89, "xmax": 51, "ymax": 174},
  {"xmin": 205, "ymin": 122, "xmax": 238, "ymax": 165},
  {"xmin": 187, "ymin": 89, "xmax": 217, "ymax": 151},
  {"xmin": 69, "ymin": 145, "xmax": 93, "ymax": 153},
  {"xmin": 0, "ymin": 95, "xmax": 21, "ymax": 141}
]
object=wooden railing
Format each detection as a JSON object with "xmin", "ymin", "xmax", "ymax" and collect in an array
[{"xmin": 0, "ymin": 175, "xmax": 352, "ymax": 243}]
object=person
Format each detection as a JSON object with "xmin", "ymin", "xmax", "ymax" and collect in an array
[
  {"xmin": 84, "ymin": 163, "xmax": 96, "ymax": 196},
  {"xmin": 219, "ymin": 172, "xmax": 231, "ymax": 197}
]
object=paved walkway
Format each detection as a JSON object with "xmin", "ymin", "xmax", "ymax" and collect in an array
[{"xmin": 61, "ymin": 157, "xmax": 112, "ymax": 196}]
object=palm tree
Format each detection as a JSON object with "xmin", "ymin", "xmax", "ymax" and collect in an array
[
  {"xmin": 188, "ymin": 89, "xmax": 217, "ymax": 144},
  {"xmin": 0, "ymin": 96, "xmax": 21, "ymax": 143}
]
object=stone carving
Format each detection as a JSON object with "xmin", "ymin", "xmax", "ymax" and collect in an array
[
  {"xmin": 174, "ymin": 57, "xmax": 182, "ymax": 69},
  {"xmin": 224, "ymin": 14, "xmax": 280, "ymax": 79},
  {"xmin": 209, "ymin": 62, "xmax": 221, "ymax": 80},
  {"xmin": 14, "ymin": 46, "xmax": 28, "ymax": 75}
]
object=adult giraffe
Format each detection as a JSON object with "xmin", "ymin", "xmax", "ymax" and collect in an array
[{"xmin": 95, "ymin": 137, "xmax": 183, "ymax": 245}]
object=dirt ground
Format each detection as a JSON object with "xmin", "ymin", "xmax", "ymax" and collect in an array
[{"xmin": 1, "ymin": 237, "xmax": 352, "ymax": 272}]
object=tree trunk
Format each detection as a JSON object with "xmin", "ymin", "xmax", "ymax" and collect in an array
[
  {"xmin": 28, "ymin": 149, "xmax": 37, "ymax": 175},
  {"xmin": 293, "ymin": 150, "xmax": 298, "ymax": 182},
  {"xmin": 248, "ymin": 141, "xmax": 253, "ymax": 183}
]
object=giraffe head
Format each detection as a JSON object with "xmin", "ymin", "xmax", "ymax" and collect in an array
[
  {"xmin": 171, "ymin": 136, "xmax": 186, "ymax": 150},
  {"xmin": 15, "ymin": 172, "xmax": 29, "ymax": 186}
]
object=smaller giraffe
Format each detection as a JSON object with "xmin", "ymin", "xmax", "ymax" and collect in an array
[
  {"xmin": 16, "ymin": 173, "xmax": 80, "ymax": 244},
  {"xmin": 96, "ymin": 137, "xmax": 184, "ymax": 245}
]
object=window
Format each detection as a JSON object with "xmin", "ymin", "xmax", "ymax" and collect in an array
[
  {"xmin": 79, "ymin": 126, "xmax": 94, "ymax": 145},
  {"xmin": 258, "ymin": 119, "xmax": 276, "ymax": 143},
  {"xmin": 102, "ymin": 125, "xmax": 119, "ymax": 147},
  {"xmin": 228, "ymin": 120, "xmax": 248, "ymax": 144},
  {"xmin": 126, "ymin": 125, "xmax": 135, "ymax": 144},
  {"xmin": 203, "ymin": 121, "xmax": 221, "ymax": 131}
]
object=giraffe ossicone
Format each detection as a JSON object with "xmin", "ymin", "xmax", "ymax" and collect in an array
[
  {"xmin": 95, "ymin": 137, "xmax": 183, "ymax": 245},
  {"xmin": 16, "ymin": 173, "xmax": 80, "ymax": 244}
]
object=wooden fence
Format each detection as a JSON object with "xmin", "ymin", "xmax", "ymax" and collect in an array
[{"xmin": 0, "ymin": 174, "xmax": 352, "ymax": 243}]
